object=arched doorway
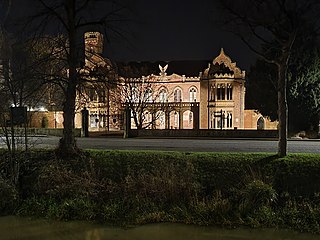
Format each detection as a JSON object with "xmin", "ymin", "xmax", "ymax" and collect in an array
[
  {"xmin": 183, "ymin": 110, "xmax": 193, "ymax": 129},
  {"xmin": 156, "ymin": 110, "xmax": 166, "ymax": 129},
  {"xmin": 169, "ymin": 111, "xmax": 179, "ymax": 129},
  {"xmin": 143, "ymin": 111, "xmax": 152, "ymax": 129},
  {"xmin": 257, "ymin": 117, "xmax": 265, "ymax": 130}
]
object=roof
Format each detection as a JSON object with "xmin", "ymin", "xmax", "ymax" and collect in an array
[{"xmin": 116, "ymin": 60, "xmax": 209, "ymax": 78}]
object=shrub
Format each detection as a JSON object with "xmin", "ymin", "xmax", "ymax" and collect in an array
[
  {"xmin": 0, "ymin": 177, "xmax": 19, "ymax": 214},
  {"xmin": 35, "ymin": 160, "xmax": 101, "ymax": 200},
  {"xmin": 239, "ymin": 180, "xmax": 277, "ymax": 214},
  {"xmin": 189, "ymin": 192, "xmax": 234, "ymax": 225},
  {"xmin": 270, "ymin": 155, "xmax": 320, "ymax": 197},
  {"xmin": 2, "ymin": 150, "xmax": 320, "ymax": 233}
]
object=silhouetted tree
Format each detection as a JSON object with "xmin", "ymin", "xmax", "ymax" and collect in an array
[
  {"xmin": 218, "ymin": 0, "xmax": 320, "ymax": 156},
  {"xmin": 120, "ymin": 75, "xmax": 171, "ymax": 129},
  {"xmin": 246, "ymin": 60, "xmax": 278, "ymax": 121},
  {"xmin": 24, "ymin": 0, "xmax": 131, "ymax": 157},
  {"xmin": 289, "ymin": 50, "xmax": 320, "ymax": 133}
]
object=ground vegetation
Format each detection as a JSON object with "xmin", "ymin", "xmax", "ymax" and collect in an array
[{"xmin": 0, "ymin": 150, "xmax": 320, "ymax": 233}]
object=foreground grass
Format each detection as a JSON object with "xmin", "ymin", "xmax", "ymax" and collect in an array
[{"xmin": 1, "ymin": 149, "xmax": 320, "ymax": 233}]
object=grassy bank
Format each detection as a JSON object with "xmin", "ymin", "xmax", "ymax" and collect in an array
[{"xmin": 1, "ymin": 150, "xmax": 320, "ymax": 233}]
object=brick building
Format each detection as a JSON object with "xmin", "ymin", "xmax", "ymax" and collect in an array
[{"xmin": 71, "ymin": 32, "xmax": 276, "ymax": 131}]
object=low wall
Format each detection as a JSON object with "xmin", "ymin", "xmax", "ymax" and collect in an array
[
  {"xmin": 128, "ymin": 129, "xmax": 278, "ymax": 139},
  {"xmin": 0, "ymin": 128, "xmax": 82, "ymax": 137}
]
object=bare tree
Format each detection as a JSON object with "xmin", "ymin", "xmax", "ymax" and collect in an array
[
  {"xmin": 120, "ymin": 74, "xmax": 172, "ymax": 130},
  {"xmin": 24, "ymin": 0, "xmax": 131, "ymax": 156},
  {"xmin": 218, "ymin": 0, "xmax": 320, "ymax": 156}
]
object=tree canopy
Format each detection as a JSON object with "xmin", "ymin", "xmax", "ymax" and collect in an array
[{"xmin": 218, "ymin": 0, "xmax": 320, "ymax": 156}]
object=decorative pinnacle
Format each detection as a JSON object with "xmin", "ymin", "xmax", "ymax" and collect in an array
[{"xmin": 220, "ymin": 48, "xmax": 225, "ymax": 55}]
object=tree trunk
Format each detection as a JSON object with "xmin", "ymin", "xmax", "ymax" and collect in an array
[
  {"xmin": 59, "ymin": 81, "xmax": 77, "ymax": 155},
  {"xmin": 58, "ymin": 0, "xmax": 79, "ymax": 157},
  {"xmin": 277, "ymin": 62, "xmax": 288, "ymax": 157}
]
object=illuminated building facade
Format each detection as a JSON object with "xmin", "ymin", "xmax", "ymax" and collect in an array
[{"xmin": 73, "ymin": 32, "xmax": 276, "ymax": 131}]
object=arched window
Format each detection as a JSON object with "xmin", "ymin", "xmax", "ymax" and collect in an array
[
  {"xmin": 210, "ymin": 84, "xmax": 216, "ymax": 101},
  {"xmin": 174, "ymin": 112, "xmax": 179, "ymax": 128},
  {"xmin": 217, "ymin": 84, "xmax": 225, "ymax": 100},
  {"xmin": 189, "ymin": 87, "xmax": 197, "ymax": 102},
  {"xmin": 257, "ymin": 117, "xmax": 265, "ymax": 130},
  {"xmin": 227, "ymin": 84, "xmax": 233, "ymax": 100},
  {"xmin": 159, "ymin": 89, "xmax": 167, "ymax": 102},
  {"xmin": 90, "ymin": 113, "xmax": 98, "ymax": 128},
  {"xmin": 98, "ymin": 90, "xmax": 106, "ymax": 103},
  {"xmin": 131, "ymin": 86, "xmax": 138, "ymax": 103},
  {"xmin": 210, "ymin": 111, "xmax": 215, "ymax": 129},
  {"xmin": 88, "ymin": 88, "xmax": 97, "ymax": 101},
  {"xmin": 144, "ymin": 88, "xmax": 153, "ymax": 102},
  {"xmin": 174, "ymin": 88, "xmax": 182, "ymax": 102},
  {"xmin": 227, "ymin": 112, "xmax": 232, "ymax": 128},
  {"xmin": 189, "ymin": 111, "xmax": 193, "ymax": 125},
  {"xmin": 158, "ymin": 111, "xmax": 165, "ymax": 129}
]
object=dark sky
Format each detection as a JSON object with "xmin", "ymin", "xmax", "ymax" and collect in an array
[
  {"xmin": 106, "ymin": 0, "xmax": 256, "ymax": 71},
  {"xmin": 6, "ymin": 0, "xmax": 256, "ymax": 71}
]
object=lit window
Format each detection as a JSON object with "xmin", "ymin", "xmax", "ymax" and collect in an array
[
  {"xmin": 227, "ymin": 84, "xmax": 233, "ymax": 100},
  {"xmin": 98, "ymin": 90, "xmax": 106, "ymax": 103},
  {"xmin": 189, "ymin": 111, "xmax": 193, "ymax": 125},
  {"xmin": 217, "ymin": 84, "xmax": 225, "ymax": 100},
  {"xmin": 227, "ymin": 112, "xmax": 232, "ymax": 128},
  {"xmin": 159, "ymin": 89, "xmax": 167, "ymax": 102},
  {"xmin": 174, "ymin": 88, "xmax": 182, "ymax": 102},
  {"xmin": 210, "ymin": 84, "xmax": 216, "ymax": 101},
  {"xmin": 88, "ymin": 88, "xmax": 97, "ymax": 101},
  {"xmin": 189, "ymin": 87, "xmax": 197, "ymax": 102},
  {"xmin": 144, "ymin": 88, "xmax": 153, "ymax": 102},
  {"xmin": 174, "ymin": 112, "xmax": 178, "ymax": 128}
]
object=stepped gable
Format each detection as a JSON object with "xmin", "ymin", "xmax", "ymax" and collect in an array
[{"xmin": 203, "ymin": 48, "xmax": 245, "ymax": 79}]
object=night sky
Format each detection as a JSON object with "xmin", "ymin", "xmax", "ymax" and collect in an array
[
  {"xmin": 105, "ymin": 0, "xmax": 256, "ymax": 71},
  {"xmin": 6, "ymin": 0, "xmax": 256, "ymax": 71}
]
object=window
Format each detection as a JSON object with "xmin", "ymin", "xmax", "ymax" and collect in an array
[
  {"xmin": 227, "ymin": 84, "xmax": 233, "ymax": 100},
  {"xmin": 210, "ymin": 84, "xmax": 216, "ymax": 101},
  {"xmin": 98, "ymin": 90, "xmax": 106, "ymax": 103},
  {"xmin": 217, "ymin": 84, "xmax": 225, "ymax": 100},
  {"xmin": 158, "ymin": 111, "xmax": 165, "ymax": 129},
  {"xmin": 144, "ymin": 88, "xmax": 153, "ymax": 102},
  {"xmin": 217, "ymin": 118, "xmax": 222, "ymax": 129},
  {"xmin": 189, "ymin": 111, "xmax": 193, "ymax": 125},
  {"xmin": 210, "ymin": 110, "xmax": 229, "ymax": 129},
  {"xmin": 131, "ymin": 86, "xmax": 138, "ymax": 103},
  {"xmin": 257, "ymin": 117, "xmax": 265, "ymax": 130},
  {"xmin": 174, "ymin": 88, "xmax": 182, "ymax": 102},
  {"xmin": 227, "ymin": 112, "xmax": 232, "ymax": 128},
  {"xmin": 210, "ymin": 111, "xmax": 215, "ymax": 129},
  {"xmin": 90, "ymin": 114, "xmax": 98, "ymax": 128},
  {"xmin": 88, "ymin": 88, "xmax": 97, "ymax": 101},
  {"xmin": 159, "ymin": 89, "xmax": 167, "ymax": 102},
  {"xmin": 189, "ymin": 87, "xmax": 197, "ymax": 102},
  {"xmin": 174, "ymin": 112, "xmax": 178, "ymax": 128}
]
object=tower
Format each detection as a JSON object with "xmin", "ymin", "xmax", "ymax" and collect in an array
[
  {"xmin": 84, "ymin": 32, "xmax": 103, "ymax": 55},
  {"xmin": 200, "ymin": 48, "xmax": 246, "ymax": 129}
]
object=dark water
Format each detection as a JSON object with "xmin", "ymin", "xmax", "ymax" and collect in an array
[{"xmin": 0, "ymin": 216, "xmax": 318, "ymax": 240}]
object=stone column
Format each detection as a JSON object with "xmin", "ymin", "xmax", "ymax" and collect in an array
[
  {"xmin": 123, "ymin": 105, "xmax": 131, "ymax": 138},
  {"xmin": 166, "ymin": 111, "xmax": 170, "ymax": 129},
  {"xmin": 179, "ymin": 111, "xmax": 183, "ymax": 129}
]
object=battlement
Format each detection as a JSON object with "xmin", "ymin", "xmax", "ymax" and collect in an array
[{"xmin": 84, "ymin": 32, "xmax": 104, "ymax": 55}]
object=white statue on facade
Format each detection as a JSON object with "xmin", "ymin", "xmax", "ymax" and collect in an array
[{"xmin": 159, "ymin": 64, "xmax": 168, "ymax": 76}]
